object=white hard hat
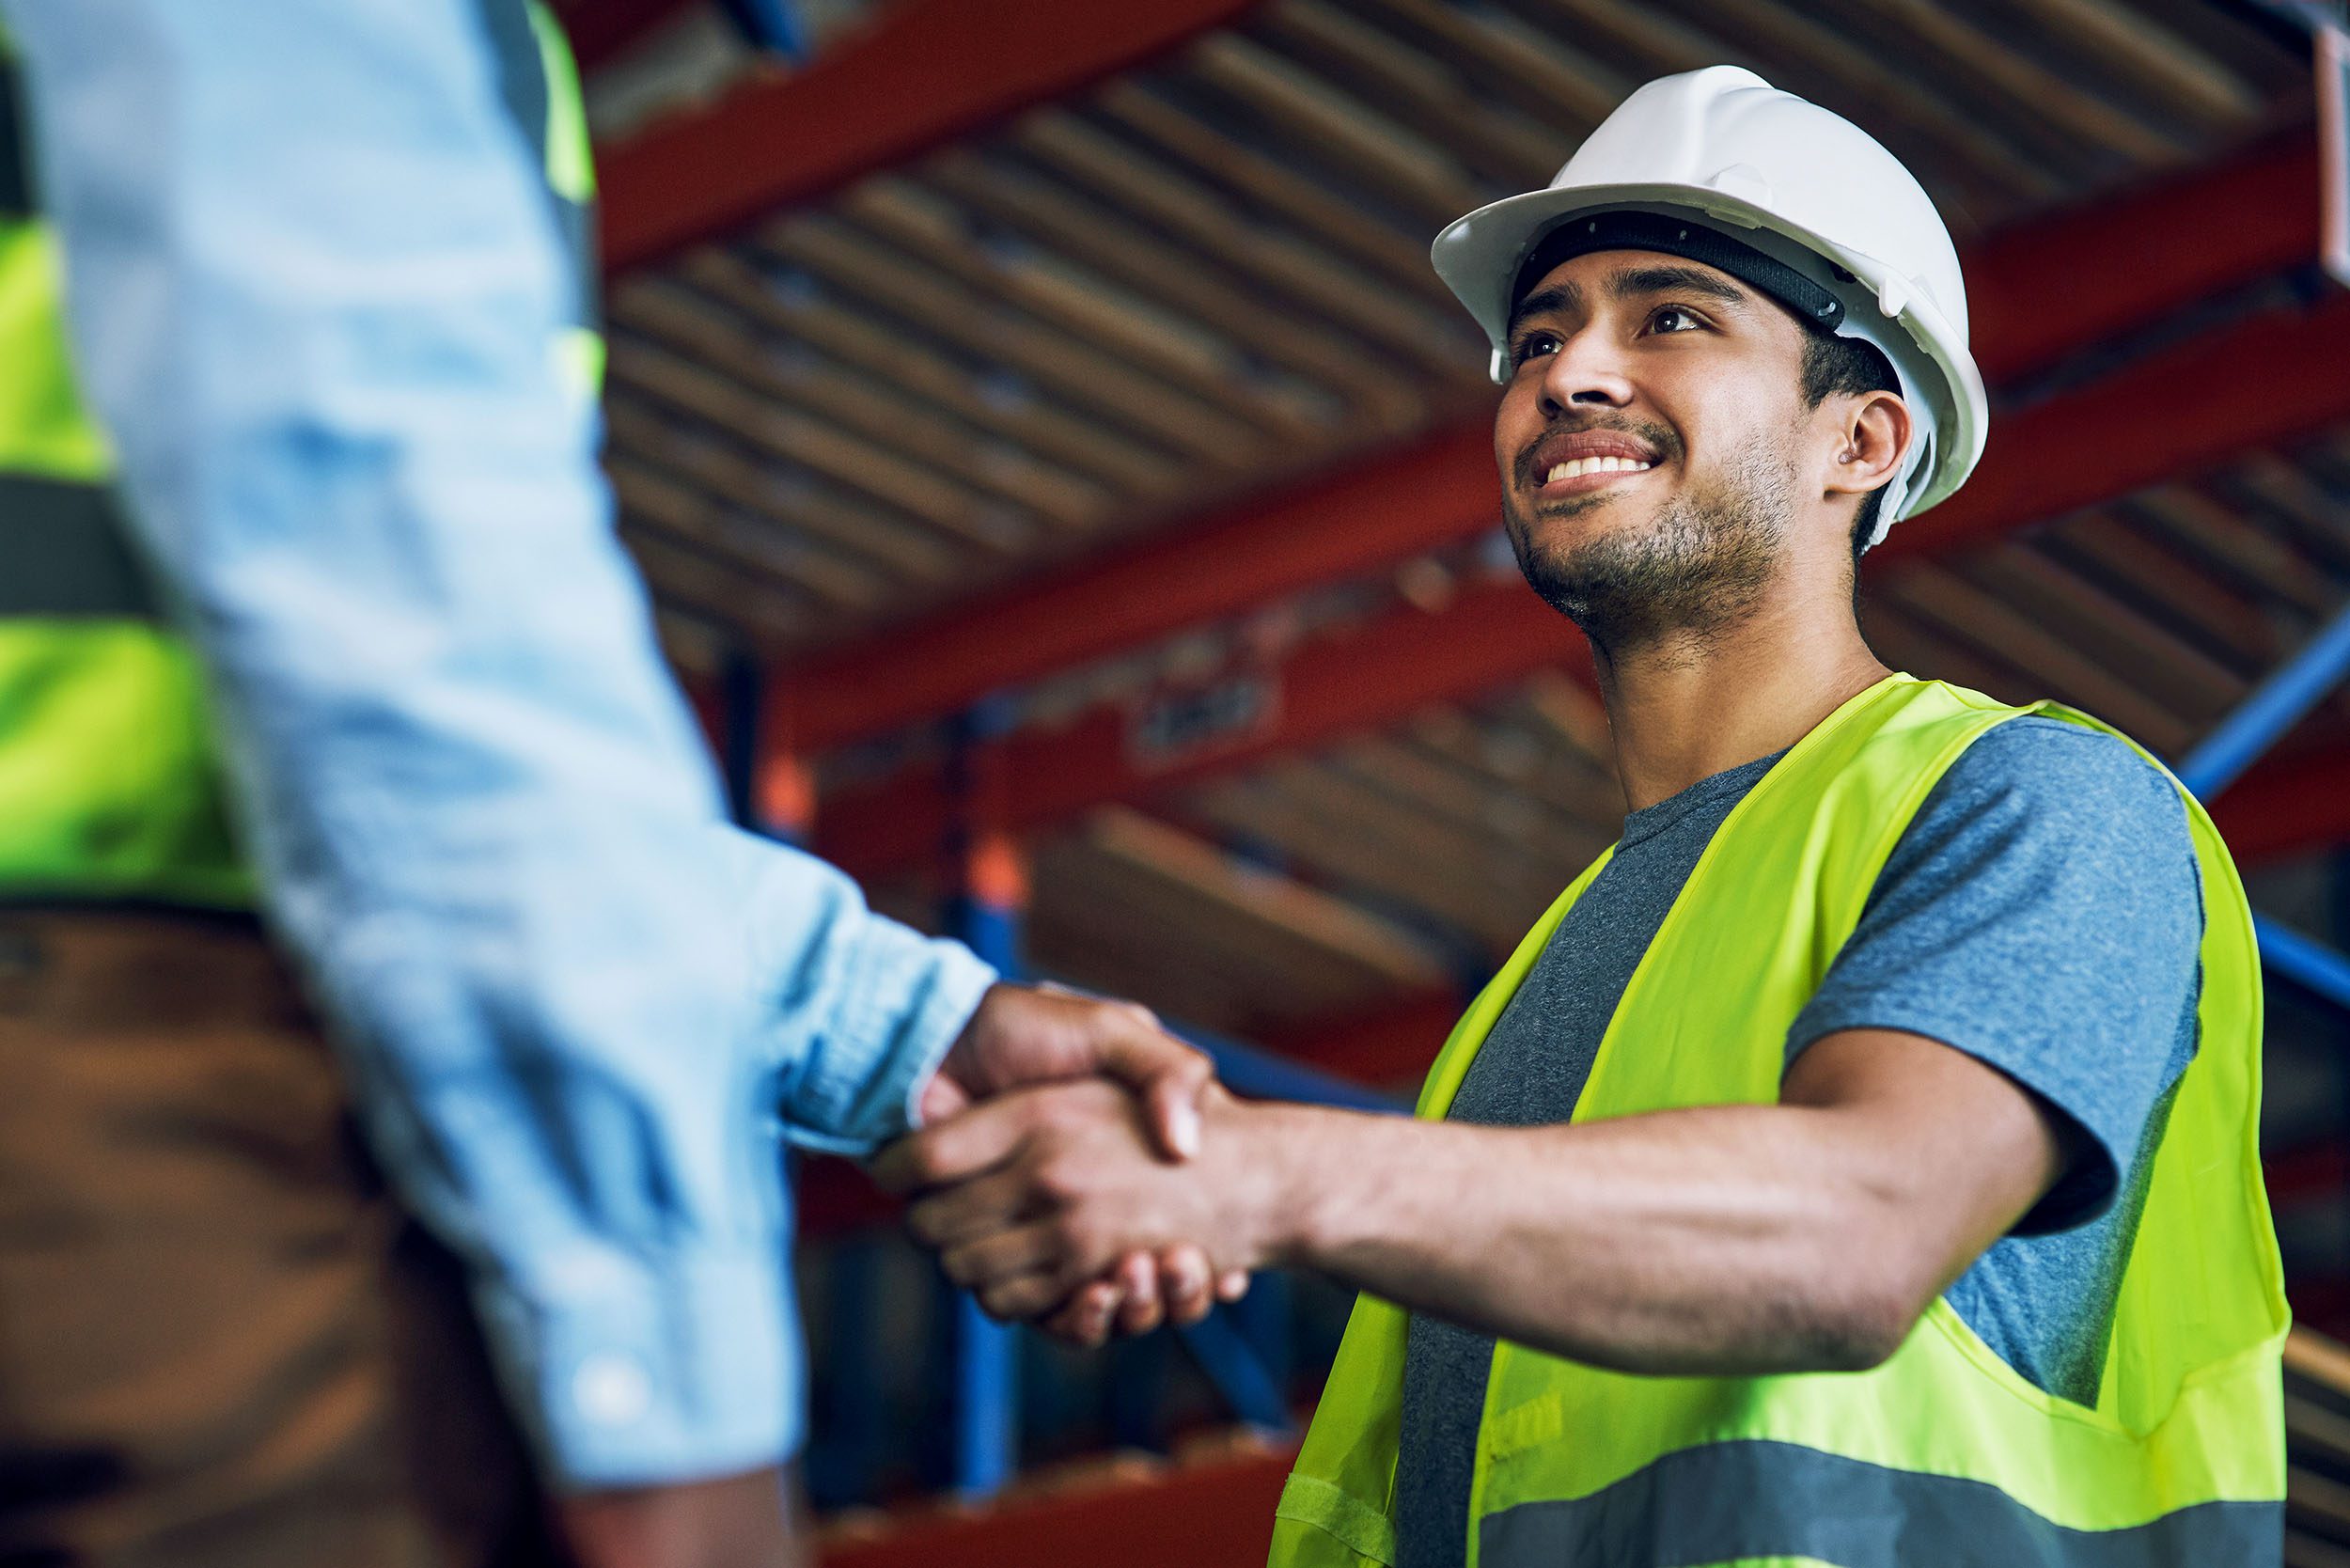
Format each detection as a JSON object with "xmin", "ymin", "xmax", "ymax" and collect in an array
[{"xmin": 1433, "ymin": 66, "xmax": 1988, "ymax": 539}]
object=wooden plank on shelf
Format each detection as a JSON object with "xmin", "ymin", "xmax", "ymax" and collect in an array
[
  {"xmin": 605, "ymin": 400, "xmax": 970, "ymax": 584},
  {"xmin": 1873, "ymin": 558, "xmax": 2198, "ymax": 754},
  {"xmin": 1012, "ymin": 105, "xmax": 1478, "ymax": 379},
  {"xmin": 1346, "ymin": 0, "xmax": 1625, "ymax": 140},
  {"xmin": 1252, "ymin": 0, "xmax": 1565, "ymax": 188},
  {"xmin": 919, "ymin": 149, "xmax": 1427, "ymax": 434},
  {"xmin": 611, "ymin": 337, "xmax": 1049, "ymax": 550},
  {"xmin": 1332, "ymin": 732, "xmax": 1608, "ymax": 870},
  {"xmin": 1645, "ymin": 0, "xmax": 2060, "ymax": 216},
  {"xmin": 761, "ymin": 214, "xmax": 1273, "ymax": 465},
  {"xmin": 837, "ymin": 178, "xmax": 1333, "ymax": 443},
  {"xmin": 1089, "ymin": 77, "xmax": 1454, "ymax": 304},
  {"xmin": 673, "ymin": 252, "xmax": 1189, "ymax": 497},
  {"xmin": 2126, "ymin": 488, "xmax": 2343, "ymax": 621},
  {"xmin": 618, "ymin": 523, "xmax": 820, "ymax": 644},
  {"xmin": 1793, "ymin": 0, "xmax": 2185, "ymax": 168},
  {"xmin": 1963, "ymin": 542, "xmax": 2247, "ymax": 721},
  {"xmin": 610, "ymin": 457, "xmax": 898, "ymax": 611},
  {"xmin": 2037, "ymin": 510, "xmax": 2282, "ymax": 673},
  {"xmin": 1187, "ymin": 770, "xmax": 1550, "ymax": 951},
  {"xmin": 2231, "ymin": 456, "xmax": 2350, "ymax": 580},
  {"xmin": 1997, "ymin": 0, "xmax": 2264, "ymax": 133},
  {"xmin": 1181, "ymin": 31, "xmax": 1482, "ymax": 224},
  {"xmin": 612, "ymin": 278, "xmax": 1117, "ymax": 530}
]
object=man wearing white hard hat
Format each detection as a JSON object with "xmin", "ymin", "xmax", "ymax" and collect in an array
[{"xmin": 883, "ymin": 68, "xmax": 2285, "ymax": 1566}]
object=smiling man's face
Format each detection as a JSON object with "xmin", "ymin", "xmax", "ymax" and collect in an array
[{"xmin": 1494, "ymin": 246, "xmax": 1823, "ymax": 657}]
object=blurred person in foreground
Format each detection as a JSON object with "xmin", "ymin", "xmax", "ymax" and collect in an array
[
  {"xmin": 885, "ymin": 67, "xmax": 2287, "ymax": 1568},
  {"xmin": 0, "ymin": 4, "xmax": 1219, "ymax": 1565}
]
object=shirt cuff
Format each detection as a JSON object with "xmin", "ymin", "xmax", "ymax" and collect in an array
[
  {"xmin": 781, "ymin": 916, "xmax": 996, "ymax": 1157},
  {"xmin": 468, "ymin": 1242, "xmax": 804, "ymax": 1490}
]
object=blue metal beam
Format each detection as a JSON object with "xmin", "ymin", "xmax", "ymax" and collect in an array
[
  {"xmin": 1184, "ymin": 1027, "xmax": 1409, "ymax": 1116},
  {"xmin": 2177, "ymin": 600, "xmax": 2350, "ymax": 799},
  {"xmin": 2173, "ymin": 599, "xmax": 2350, "ymax": 1022},
  {"xmin": 947, "ymin": 709, "xmax": 1023, "ymax": 1501},
  {"xmin": 2257, "ymin": 914, "xmax": 2350, "ymax": 1015},
  {"xmin": 1177, "ymin": 1309, "xmax": 1294, "ymax": 1435}
]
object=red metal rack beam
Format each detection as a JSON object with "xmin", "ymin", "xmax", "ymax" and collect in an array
[
  {"xmin": 811, "ymin": 291, "xmax": 2350, "ymax": 878},
  {"xmin": 819, "ymin": 1442, "xmax": 1292, "ymax": 1568},
  {"xmin": 775, "ymin": 131, "xmax": 2327, "ymax": 754},
  {"xmin": 813, "ymin": 574, "xmax": 1587, "ymax": 874},
  {"xmin": 596, "ymin": 0, "xmax": 1261, "ymax": 273},
  {"xmin": 557, "ymin": 0, "xmax": 697, "ymax": 71},
  {"xmin": 1963, "ymin": 130, "xmax": 2320, "ymax": 384},
  {"xmin": 786, "ymin": 425, "xmax": 1498, "ymax": 760},
  {"xmin": 2207, "ymin": 741, "xmax": 2350, "ymax": 866},
  {"xmin": 1879, "ymin": 295, "xmax": 2350, "ymax": 563}
]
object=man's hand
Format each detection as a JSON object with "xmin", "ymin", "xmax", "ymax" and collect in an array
[
  {"xmin": 919, "ymin": 983, "xmax": 1246, "ymax": 1333},
  {"xmin": 555, "ymin": 1466, "xmax": 807, "ymax": 1568},
  {"xmin": 877, "ymin": 1079, "xmax": 1281, "ymax": 1326}
]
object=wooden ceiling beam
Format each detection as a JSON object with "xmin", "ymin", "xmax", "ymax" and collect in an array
[
  {"xmin": 670, "ymin": 251, "xmax": 1189, "ymax": 497},
  {"xmin": 611, "ymin": 277, "xmax": 1119, "ymax": 530}
]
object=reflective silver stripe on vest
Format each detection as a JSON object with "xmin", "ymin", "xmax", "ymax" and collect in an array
[
  {"xmin": 1478, "ymin": 1440, "xmax": 2281, "ymax": 1568},
  {"xmin": 0, "ymin": 473, "xmax": 160, "ymax": 617}
]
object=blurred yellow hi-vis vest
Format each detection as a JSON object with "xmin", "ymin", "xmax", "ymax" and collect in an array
[
  {"xmin": 1269, "ymin": 675, "xmax": 2286, "ymax": 1568},
  {"xmin": 0, "ymin": 5, "xmax": 599, "ymax": 906}
]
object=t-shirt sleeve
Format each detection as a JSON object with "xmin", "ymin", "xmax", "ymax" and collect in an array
[{"xmin": 1785, "ymin": 717, "xmax": 2203, "ymax": 1236}]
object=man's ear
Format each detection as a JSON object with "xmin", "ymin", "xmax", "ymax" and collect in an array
[{"xmin": 1823, "ymin": 390, "xmax": 1912, "ymax": 510}]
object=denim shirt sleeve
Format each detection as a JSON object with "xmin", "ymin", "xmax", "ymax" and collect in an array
[
  {"xmin": 715, "ymin": 823, "xmax": 996, "ymax": 1155},
  {"xmin": 2, "ymin": 0, "xmax": 992, "ymax": 1488}
]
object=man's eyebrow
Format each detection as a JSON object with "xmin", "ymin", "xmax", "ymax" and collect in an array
[
  {"xmin": 1506, "ymin": 281, "xmax": 1582, "ymax": 338},
  {"xmin": 1608, "ymin": 264, "xmax": 1750, "ymax": 308}
]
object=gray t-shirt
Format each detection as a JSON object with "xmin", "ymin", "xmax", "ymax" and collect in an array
[{"xmin": 1391, "ymin": 718, "xmax": 2203, "ymax": 1568}]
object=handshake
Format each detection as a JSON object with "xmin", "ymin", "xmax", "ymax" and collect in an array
[{"xmin": 879, "ymin": 981, "xmax": 1290, "ymax": 1344}]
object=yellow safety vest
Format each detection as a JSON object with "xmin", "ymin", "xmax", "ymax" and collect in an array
[
  {"xmin": 1271, "ymin": 675, "xmax": 2286, "ymax": 1568},
  {"xmin": 0, "ymin": 4, "xmax": 600, "ymax": 906}
]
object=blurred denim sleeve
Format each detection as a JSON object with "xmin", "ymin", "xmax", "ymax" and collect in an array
[{"xmin": 0, "ymin": 0, "xmax": 993, "ymax": 1487}]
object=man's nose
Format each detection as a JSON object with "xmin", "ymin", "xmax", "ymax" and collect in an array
[{"xmin": 1537, "ymin": 331, "xmax": 1635, "ymax": 418}]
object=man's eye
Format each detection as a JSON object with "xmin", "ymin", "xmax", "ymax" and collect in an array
[
  {"xmin": 1650, "ymin": 306, "xmax": 1703, "ymax": 334},
  {"xmin": 1510, "ymin": 331, "xmax": 1560, "ymax": 368}
]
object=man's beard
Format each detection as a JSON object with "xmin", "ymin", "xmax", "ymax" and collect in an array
[{"xmin": 1504, "ymin": 429, "xmax": 1794, "ymax": 666}]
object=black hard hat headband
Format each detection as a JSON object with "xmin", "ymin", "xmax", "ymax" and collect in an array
[{"xmin": 1512, "ymin": 210, "xmax": 1846, "ymax": 335}]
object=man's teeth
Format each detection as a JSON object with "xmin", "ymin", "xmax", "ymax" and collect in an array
[{"xmin": 1546, "ymin": 456, "xmax": 1655, "ymax": 482}]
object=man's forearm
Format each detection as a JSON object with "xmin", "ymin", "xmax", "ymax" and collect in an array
[
  {"xmin": 1230, "ymin": 1077, "xmax": 2025, "ymax": 1375},
  {"xmin": 892, "ymin": 1032, "xmax": 2055, "ymax": 1367}
]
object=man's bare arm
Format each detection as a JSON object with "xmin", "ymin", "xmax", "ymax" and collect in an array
[{"xmin": 882, "ymin": 1028, "xmax": 2067, "ymax": 1375}]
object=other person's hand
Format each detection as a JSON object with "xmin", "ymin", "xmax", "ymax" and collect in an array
[{"xmin": 922, "ymin": 982, "xmax": 1212, "ymax": 1158}]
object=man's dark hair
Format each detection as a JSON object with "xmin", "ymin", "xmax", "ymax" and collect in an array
[{"xmin": 1798, "ymin": 330, "xmax": 1900, "ymax": 560}]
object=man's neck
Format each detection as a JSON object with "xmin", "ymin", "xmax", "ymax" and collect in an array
[{"xmin": 1593, "ymin": 591, "xmax": 1888, "ymax": 813}]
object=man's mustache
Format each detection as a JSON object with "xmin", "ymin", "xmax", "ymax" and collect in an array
[{"xmin": 1512, "ymin": 417, "xmax": 1684, "ymax": 491}]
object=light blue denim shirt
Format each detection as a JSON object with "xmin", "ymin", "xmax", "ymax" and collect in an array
[{"xmin": 2, "ymin": 0, "xmax": 995, "ymax": 1487}]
